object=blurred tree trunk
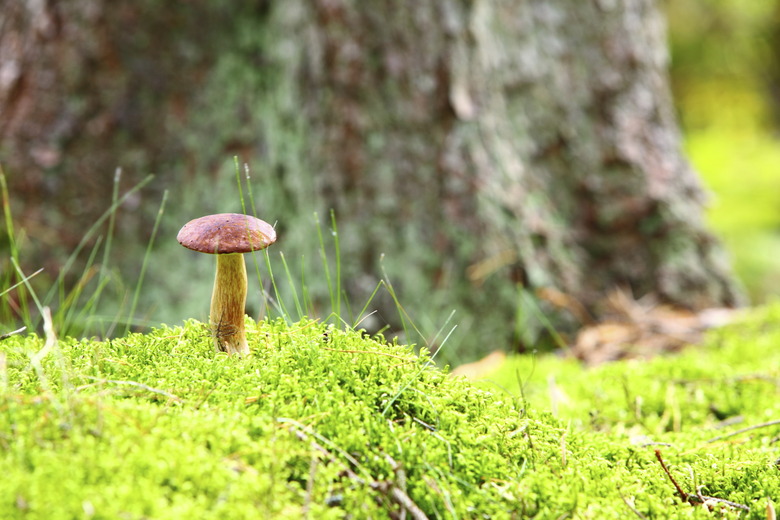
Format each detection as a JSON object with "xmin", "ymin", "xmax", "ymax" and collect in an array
[
  {"xmin": 1, "ymin": 0, "xmax": 742, "ymax": 358},
  {"xmin": 268, "ymin": 0, "xmax": 742, "ymax": 349}
]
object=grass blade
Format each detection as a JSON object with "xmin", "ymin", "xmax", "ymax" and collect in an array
[
  {"xmin": 279, "ymin": 252, "xmax": 304, "ymax": 320},
  {"xmin": 124, "ymin": 189, "xmax": 168, "ymax": 336},
  {"xmin": 329, "ymin": 209, "xmax": 342, "ymax": 319},
  {"xmin": 43, "ymin": 174, "xmax": 155, "ymax": 314},
  {"xmin": 0, "ymin": 268, "xmax": 43, "ymax": 299},
  {"xmin": 58, "ymin": 236, "xmax": 103, "ymax": 336},
  {"xmin": 315, "ymin": 213, "xmax": 337, "ymax": 319},
  {"xmin": 0, "ymin": 165, "xmax": 32, "ymax": 328},
  {"xmin": 234, "ymin": 156, "xmax": 249, "ymax": 215},
  {"xmin": 9, "ymin": 257, "xmax": 44, "ymax": 320},
  {"xmin": 90, "ymin": 167, "xmax": 122, "ymax": 333}
]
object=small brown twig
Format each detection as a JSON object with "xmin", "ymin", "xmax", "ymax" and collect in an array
[
  {"xmin": 654, "ymin": 449, "xmax": 749, "ymax": 513},
  {"xmin": 654, "ymin": 449, "xmax": 689, "ymax": 500},
  {"xmin": 288, "ymin": 423, "xmax": 428, "ymax": 519},
  {"xmin": 617, "ymin": 489, "xmax": 648, "ymax": 520},
  {"xmin": 370, "ymin": 481, "xmax": 428, "ymax": 520}
]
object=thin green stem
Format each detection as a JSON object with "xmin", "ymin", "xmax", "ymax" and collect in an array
[
  {"xmin": 244, "ymin": 162, "xmax": 259, "ymax": 218},
  {"xmin": 315, "ymin": 213, "xmax": 336, "ymax": 319},
  {"xmin": 234, "ymin": 156, "xmax": 248, "ymax": 215},
  {"xmin": 0, "ymin": 165, "xmax": 32, "ymax": 328},
  {"xmin": 279, "ymin": 252, "xmax": 304, "ymax": 321},
  {"xmin": 240, "ymin": 161, "xmax": 276, "ymax": 318},
  {"xmin": 44, "ymin": 174, "xmax": 154, "ymax": 312},
  {"xmin": 329, "ymin": 209, "xmax": 342, "ymax": 319},
  {"xmin": 91, "ymin": 167, "xmax": 122, "ymax": 334},
  {"xmin": 10, "ymin": 258, "xmax": 44, "ymax": 319},
  {"xmin": 0, "ymin": 268, "xmax": 43, "ymax": 299},
  {"xmin": 59, "ymin": 235, "xmax": 103, "ymax": 336},
  {"xmin": 263, "ymin": 250, "xmax": 291, "ymax": 322},
  {"xmin": 125, "ymin": 190, "xmax": 168, "ymax": 336}
]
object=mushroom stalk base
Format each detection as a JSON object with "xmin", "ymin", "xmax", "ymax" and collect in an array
[{"xmin": 210, "ymin": 253, "xmax": 249, "ymax": 355}]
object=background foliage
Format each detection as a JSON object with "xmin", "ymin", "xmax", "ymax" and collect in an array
[{"xmin": 666, "ymin": 0, "xmax": 780, "ymax": 303}]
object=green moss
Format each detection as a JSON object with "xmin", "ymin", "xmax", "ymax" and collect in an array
[
  {"xmin": 1, "ymin": 318, "xmax": 533, "ymax": 518},
  {"xmin": 4, "ymin": 308, "xmax": 780, "ymax": 518},
  {"xmin": 478, "ymin": 304, "xmax": 780, "ymax": 517}
]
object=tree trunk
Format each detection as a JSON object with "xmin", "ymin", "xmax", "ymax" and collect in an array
[
  {"xmin": 1, "ymin": 0, "xmax": 742, "ymax": 360},
  {"xmin": 268, "ymin": 0, "xmax": 742, "ymax": 352}
]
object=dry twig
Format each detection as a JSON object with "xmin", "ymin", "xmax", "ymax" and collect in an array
[
  {"xmin": 618, "ymin": 489, "xmax": 648, "ymax": 520},
  {"xmin": 0, "ymin": 326, "xmax": 26, "ymax": 341},
  {"xmin": 654, "ymin": 449, "xmax": 749, "ymax": 513},
  {"xmin": 289, "ymin": 424, "xmax": 427, "ymax": 519}
]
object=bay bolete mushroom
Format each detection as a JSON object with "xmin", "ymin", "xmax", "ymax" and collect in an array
[{"xmin": 177, "ymin": 213, "xmax": 276, "ymax": 355}]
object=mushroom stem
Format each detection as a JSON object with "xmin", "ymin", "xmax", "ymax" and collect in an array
[{"xmin": 210, "ymin": 253, "xmax": 249, "ymax": 355}]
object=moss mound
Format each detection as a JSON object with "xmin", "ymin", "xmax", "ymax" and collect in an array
[
  {"xmin": 1, "ymin": 318, "xmax": 545, "ymax": 518},
  {"xmin": 2, "ymin": 307, "xmax": 780, "ymax": 518}
]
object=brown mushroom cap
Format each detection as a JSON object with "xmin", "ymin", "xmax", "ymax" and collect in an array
[{"xmin": 177, "ymin": 213, "xmax": 277, "ymax": 254}]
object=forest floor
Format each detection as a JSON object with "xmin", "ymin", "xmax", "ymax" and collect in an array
[{"xmin": 2, "ymin": 304, "xmax": 779, "ymax": 518}]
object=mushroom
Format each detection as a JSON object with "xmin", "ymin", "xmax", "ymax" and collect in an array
[{"xmin": 177, "ymin": 213, "xmax": 276, "ymax": 355}]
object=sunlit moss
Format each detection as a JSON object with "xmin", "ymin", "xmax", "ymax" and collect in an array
[
  {"xmin": 4, "ymin": 309, "xmax": 780, "ymax": 517},
  {"xmin": 0, "ymin": 318, "xmax": 536, "ymax": 518}
]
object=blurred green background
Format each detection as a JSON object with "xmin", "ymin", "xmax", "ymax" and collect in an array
[{"xmin": 667, "ymin": 0, "xmax": 780, "ymax": 303}]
